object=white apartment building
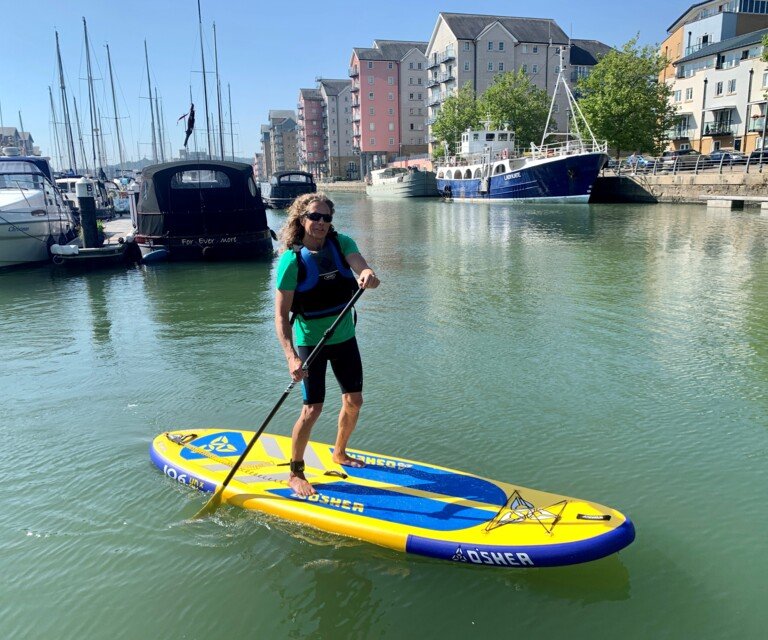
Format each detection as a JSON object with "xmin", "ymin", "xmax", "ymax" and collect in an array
[
  {"xmin": 424, "ymin": 13, "xmax": 610, "ymax": 151},
  {"xmin": 668, "ymin": 27, "xmax": 768, "ymax": 153},
  {"xmin": 317, "ymin": 79, "xmax": 357, "ymax": 179}
]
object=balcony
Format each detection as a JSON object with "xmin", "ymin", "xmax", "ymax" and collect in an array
[
  {"xmin": 426, "ymin": 117, "xmax": 437, "ymax": 126},
  {"xmin": 703, "ymin": 121, "xmax": 735, "ymax": 136},
  {"xmin": 348, "ymin": 66, "xmax": 359, "ymax": 77},
  {"xmin": 440, "ymin": 49, "xmax": 455, "ymax": 63},
  {"xmin": 428, "ymin": 94, "xmax": 441, "ymax": 107},
  {"xmin": 427, "ymin": 75, "xmax": 440, "ymax": 88},
  {"xmin": 439, "ymin": 71, "xmax": 455, "ymax": 83},
  {"xmin": 352, "ymin": 115, "xmax": 360, "ymax": 123},
  {"xmin": 666, "ymin": 127, "xmax": 693, "ymax": 140},
  {"xmin": 427, "ymin": 56, "xmax": 440, "ymax": 69},
  {"xmin": 350, "ymin": 84, "xmax": 359, "ymax": 93},
  {"xmin": 748, "ymin": 117, "xmax": 766, "ymax": 132}
]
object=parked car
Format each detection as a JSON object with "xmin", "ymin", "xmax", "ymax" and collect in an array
[
  {"xmin": 707, "ymin": 150, "xmax": 743, "ymax": 164},
  {"xmin": 624, "ymin": 154, "xmax": 655, "ymax": 170},
  {"xmin": 661, "ymin": 149, "xmax": 701, "ymax": 169},
  {"xmin": 748, "ymin": 149, "xmax": 768, "ymax": 164}
]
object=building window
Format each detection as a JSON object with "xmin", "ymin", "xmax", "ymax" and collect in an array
[
  {"xmin": 409, "ymin": 62, "xmax": 414, "ymax": 70},
  {"xmin": 498, "ymin": 62, "xmax": 504, "ymax": 71},
  {"xmin": 522, "ymin": 44, "xmax": 528, "ymax": 53},
  {"xmin": 368, "ymin": 61, "xmax": 373, "ymax": 69},
  {"xmin": 674, "ymin": 90, "xmax": 681, "ymax": 102},
  {"xmin": 369, "ymin": 123, "xmax": 375, "ymax": 131},
  {"xmin": 533, "ymin": 45, "xmax": 539, "ymax": 53},
  {"xmin": 715, "ymin": 81, "xmax": 723, "ymax": 95},
  {"xmin": 388, "ymin": 107, "xmax": 394, "ymax": 115},
  {"xmin": 417, "ymin": 78, "xmax": 422, "ymax": 85},
  {"xmin": 410, "ymin": 123, "xmax": 415, "ymax": 130},
  {"xmin": 389, "ymin": 122, "xmax": 395, "ymax": 131},
  {"xmin": 388, "ymin": 76, "xmax": 395, "ymax": 85},
  {"xmin": 369, "ymin": 107, "xmax": 375, "ymax": 115},
  {"xmin": 388, "ymin": 62, "xmax": 393, "ymax": 69},
  {"xmin": 417, "ymin": 62, "xmax": 422, "ymax": 70},
  {"xmin": 464, "ymin": 61, "xmax": 470, "ymax": 71},
  {"xmin": 418, "ymin": 93, "xmax": 422, "ymax": 99},
  {"xmin": 685, "ymin": 87, "xmax": 694, "ymax": 100},
  {"xmin": 499, "ymin": 41, "xmax": 504, "ymax": 51},
  {"xmin": 368, "ymin": 75, "xmax": 374, "ymax": 85},
  {"xmin": 409, "ymin": 107, "xmax": 414, "ymax": 115},
  {"xmin": 368, "ymin": 92, "xmax": 374, "ymax": 100},
  {"xmin": 463, "ymin": 42, "xmax": 470, "ymax": 51},
  {"xmin": 388, "ymin": 92, "xmax": 394, "ymax": 100},
  {"xmin": 488, "ymin": 62, "xmax": 493, "ymax": 72},
  {"xmin": 370, "ymin": 137, "xmax": 375, "ymax": 145},
  {"xmin": 409, "ymin": 93, "xmax": 414, "ymax": 99},
  {"xmin": 727, "ymin": 79, "xmax": 737, "ymax": 93},
  {"xmin": 488, "ymin": 41, "xmax": 493, "ymax": 50},
  {"xmin": 522, "ymin": 64, "xmax": 528, "ymax": 73},
  {"xmin": 532, "ymin": 64, "xmax": 538, "ymax": 74}
]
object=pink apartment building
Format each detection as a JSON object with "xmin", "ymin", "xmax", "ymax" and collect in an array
[
  {"xmin": 349, "ymin": 40, "xmax": 428, "ymax": 177},
  {"xmin": 297, "ymin": 88, "xmax": 326, "ymax": 178}
]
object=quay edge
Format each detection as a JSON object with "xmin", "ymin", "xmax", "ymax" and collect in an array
[{"xmin": 591, "ymin": 173, "xmax": 768, "ymax": 205}]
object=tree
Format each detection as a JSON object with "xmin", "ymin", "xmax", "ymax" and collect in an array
[
  {"xmin": 431, "ymin": 82, "xmax": 480, "ymax": 155},
  {"xmin": 477, "ymin": 69, "xmax": 551, "ymax": 151},
  {"xmin": 576, "ymin": 36, "xmax": 677, "ymax": 157}
]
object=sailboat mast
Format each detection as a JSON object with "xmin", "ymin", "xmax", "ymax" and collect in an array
[
  {"xmin": 213, "ymin": 22, "xmax": 225, "ymax": 160},
  {"xmin": 106, "ymin": 44, "xmax": 125, "ymax": 176},
  {"xmin": 73, "ymin": 97, "xmax": 89, "ymax": 174},
  {"xmin": 144, "ymin": 40, "xmax": 158, "ymax": 163},
  {"xmin": 48, "ymin": 87, "xmax": 64, "ymax": 169},
  {"xmin": 228, "ymin": 83, "xmax": 234, "ymax": 161},
  {"xmin": 82, "ymin": 18, "xmax": 101, "ymax": 173},
  {"xmin": 155, "ymin": 88, "xmax": 165, "ymax": 162},
  {"xmin": 198, "ymin": 0, "xmax": 212, "ymax": 159},
  {"xmin": 56, "ymin": 31, "xmax": 77, "ymax": 173}
]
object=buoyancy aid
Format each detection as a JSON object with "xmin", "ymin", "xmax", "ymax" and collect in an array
[{"xmin": 290, "ymin": 233, "xmax": 358, "ymax": 320}]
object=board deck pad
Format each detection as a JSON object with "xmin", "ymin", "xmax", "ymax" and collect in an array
[{"xmin": 151, "ymin": 429, "xmax": 635, "ymax": 568}]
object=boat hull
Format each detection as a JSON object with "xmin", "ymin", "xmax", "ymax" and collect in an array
[
  {"xmin": 136, "ymin": 230, "xmax": 274, "ymax": 261},
  {"xmin": 437, "ymin": 153, "xmax": 607, "ymax": 203},
  {"xmin": 0, "ymin": 216, "xmax": 78, "ymax": 269},
  {"xmin": 366, "ymin": 171, "xmax": 439, "ymax": 198}
]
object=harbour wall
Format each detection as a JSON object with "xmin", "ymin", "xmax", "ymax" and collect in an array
[
  {"xmin": 318, "ymin": 181, "xmax": 366, "ymax": 193},
  {"xmin": 592, "ymin": 172, "xmax": 768, "ymax": 204}
]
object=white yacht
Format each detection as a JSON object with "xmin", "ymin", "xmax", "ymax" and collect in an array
[{"xmin": 0, "ymin": 149, "xmax": 79, "ymax": 268}]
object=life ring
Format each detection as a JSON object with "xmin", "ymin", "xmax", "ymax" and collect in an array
[{"xmin": 501, "ymin": 148, "xmax": 509, "ymax": 160}]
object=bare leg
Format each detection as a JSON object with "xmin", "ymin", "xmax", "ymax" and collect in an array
[
  {"xmin": 289, "ymin": 403, "xmax": 323, "ymax": 496},
  {"xmin": 333, "ymin": 392, "xmax": 365, "ymax": 467}
]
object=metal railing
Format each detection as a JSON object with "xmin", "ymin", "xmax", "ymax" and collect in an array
[{"xmin": 605, "ymin": 152, "xmax": 768, "ymax": 176}]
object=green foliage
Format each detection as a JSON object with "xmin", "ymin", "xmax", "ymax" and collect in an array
[
  {"xmin": 477, "ymin": 70, "xmax": 551, "ymax": 150},
  {"xmin": 431, "ymin": 82, "xmax": 480, "ymax": 155},
  {"xmin": 576, "ymin": 36, "xmax": 677, "ymax": 156}
]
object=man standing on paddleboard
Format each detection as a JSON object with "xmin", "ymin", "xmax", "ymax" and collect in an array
[{"xmin": 275, "ymin": 193, "xmax": 380, "ymax": 497}]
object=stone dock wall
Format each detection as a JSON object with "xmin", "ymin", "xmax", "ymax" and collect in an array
[{"xmin": 592, "ymin": 172, "xmax": 768, "ymax": 204}]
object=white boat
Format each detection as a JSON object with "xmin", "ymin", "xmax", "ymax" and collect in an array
[
  {"xmin": 55, "ymin": 176, "xmax": 115, "ymax": 219},
  {"xmin": 366, "ymin": 166, "xmax": 439, "ymax": 198},
  {"xmin": 0, "ymin": 150, "xmax": 79, "ymax": 269}
]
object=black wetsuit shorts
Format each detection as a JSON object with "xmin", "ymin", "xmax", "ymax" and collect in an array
[{"xmin": 298, "ymin": 337, "xmax": 363, "ymax": 405}]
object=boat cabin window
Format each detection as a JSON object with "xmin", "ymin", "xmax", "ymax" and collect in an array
[
  {"xmin": 170, "ymin": 170, "xmax": 231, "ymax": 189},
  {"xmin": 278, "ymin": 174, "xmax": 313, "ymax": 184},
  {"xmin": 453, "ymin": 169, "xmax": 462, "ymax": 179},
  {"xmin": 473, "ymin": 168, "xmax": 482, "ymax": 178},
  {"xmin": 485, "ymin": 133, "xmax": 495, "ymax": 141},
  {"xmin": 464, "ymin": 169, "xmax": 472, "ymax": 179},
  {"xmin": 498, "ymin": 133, "xmax": 508, "ymax": 141}
]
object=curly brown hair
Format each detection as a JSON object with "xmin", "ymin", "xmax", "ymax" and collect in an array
[{"xmin": 278, "ymin": 192, "xmax": 336, "ymax": 250}]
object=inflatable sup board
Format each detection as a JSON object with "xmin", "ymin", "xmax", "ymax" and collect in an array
[{"xmin": 151, "ymin": 429, "xmax": 635, "ymax": 568}]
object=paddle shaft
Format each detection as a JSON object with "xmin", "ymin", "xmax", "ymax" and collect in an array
[{"xmin": 212, "ymin": 287, "xmax": 365, "ymax": 493}]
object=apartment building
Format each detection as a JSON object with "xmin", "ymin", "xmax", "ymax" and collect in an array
[
  {"xmin": 262, "ymin": 110, "xmax": 300, "ymax": 174},
  {"xmin": 424, "ymin": 13, "xmax": 609, "ymax": 151},
  {"xmin": 316, "ymin": 78, "xmax": 357, "ymax": 179},
  {"xmin": 252, "ymin": 152, "xmax": 267, "ymax": 183},
  {"xmin": 0, "ymin": 127, "xmax": 35, "ymax": 155},
  {"xmin": 348, "ymin": 40, "xmax": 429, "ymax": 175},
  {"xmin": 667, "ymin": 27, "xmax": 768, "ymax": 154},
  {"xmin": 298, "ymin": 88, "xmax": 326, "ymax": 178},
  {"xmin": 259, "ymin": 125, "xmax": 273, "ymax": 178},
  {"xmin": 661, "ymin": 0, "xmax": 768, "ymax": 80}
]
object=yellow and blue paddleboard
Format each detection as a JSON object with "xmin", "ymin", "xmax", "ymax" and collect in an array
[{"xmin": 151, "ymin": 429, "xmax": 635, "ymax": 568}]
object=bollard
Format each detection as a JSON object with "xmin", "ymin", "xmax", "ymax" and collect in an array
[{"xmin": 76, "ymin": 177, "xmax": 100, "ymax": 248}]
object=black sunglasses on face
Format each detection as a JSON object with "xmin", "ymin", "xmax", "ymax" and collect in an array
[{"xmin": 304, "ymin": 212, "xmax": 333, "ymax": 223}]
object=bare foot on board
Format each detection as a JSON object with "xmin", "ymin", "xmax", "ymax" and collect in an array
[
  {"xmin": 289, "ymin": 473, "xmax": 316, "ymax": 497},
  {"xmin": 333, "ymin": 454, "xmax": 365, "ymax": 469}
]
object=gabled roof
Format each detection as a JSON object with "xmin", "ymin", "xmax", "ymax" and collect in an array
[
  {"xmin": 569, "ymin": 39, "xmax": 612, "ymax": 66},
  {"xmin": 268, "ymin": 109, "xmax": 296, "ymax": 121},
  {"xmin": 0, "ymin": 126, "xmax": 20, "ymax": 137},
  {"xmin": 354, "ymin": 39, "xmax": 427, "ymax": 62},
  {"xmin": 437, "ymin": 12, "xmax": 568, "ymax": 45},
  {"xmin": 667, "ymin": 0, "xmax": 712, "ymax": 34},
  {"xmin": 674, "ymin": 26, "xmax": 768, "ymax": 64},
  {"xmin": 317, "ymin": 78, "xmax": 351, "ymax": 96},
  {"xmin": 299, "ymin": 88, "xmax": 322, "ymax": 100}
]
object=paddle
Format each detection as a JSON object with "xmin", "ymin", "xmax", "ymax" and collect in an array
[{"xmin": 191, "ymin": 286, "xmax": 365, "ymax": 519}]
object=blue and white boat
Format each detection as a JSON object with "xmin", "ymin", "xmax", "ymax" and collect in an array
[{"xmin": 436, "ymin": 67, "xmax": 608, "ymax": 204}]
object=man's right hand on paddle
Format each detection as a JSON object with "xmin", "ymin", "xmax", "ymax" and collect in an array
[{"xmin": 288, "ymin": 353, "xmax": 307, "ymax": 381}]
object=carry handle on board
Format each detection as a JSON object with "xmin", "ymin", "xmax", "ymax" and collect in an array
[{"xmin": 191, "ymin": 287, "xmax": 365, "ymax": 519}]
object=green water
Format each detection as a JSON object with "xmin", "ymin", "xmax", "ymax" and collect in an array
[{"xmin": 1, "ymin": 194, "xmax": 766, "ymax": 638}]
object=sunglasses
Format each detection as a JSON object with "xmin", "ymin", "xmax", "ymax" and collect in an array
[{"xmin": 304, "ymin": 212, "xmax": 333, "ymax": 223}]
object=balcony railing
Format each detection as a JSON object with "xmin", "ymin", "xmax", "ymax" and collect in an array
[
  {"xmin": 426, "ymin": 56, "xmax": 440, "ymax": 69},
  {"xmin": 748, "ymin": 117, "xmax": 766, "ymax": 132},
  {"xmin": 427, "ymin": 75, "xmax": 440, "ymax": 88},
  {"xmin": 350, "ymin": 84, "xmax": 359, "ymax": 93},
  {"xmin": 666, "ymin": 128, "xmax": 694, "ymax": 140},
  {"xmin": 703, "ymin": 121, "xmax": 735, "ymax": 136},
  {"xmin": 348, "ymin": 66, "xmax": 359, "ymax": 77},
  {"xmin": 428, "ymin": 95, "xmax": 441, "ymax": 107}
]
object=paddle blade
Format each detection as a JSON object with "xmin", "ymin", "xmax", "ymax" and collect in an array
[{"xmin": 191, "ymin": 486, "xmax": 225, "ymax": 519}]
